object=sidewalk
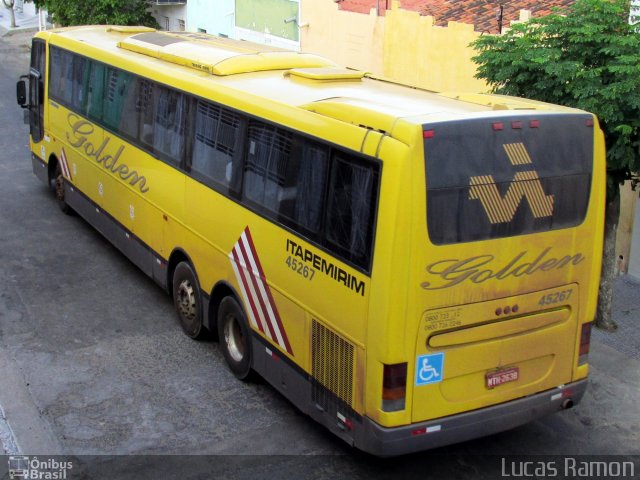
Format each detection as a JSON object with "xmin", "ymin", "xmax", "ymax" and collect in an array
[
  {"xmin": 593, "ymin": 275, "xmax": 640, "ymax": 360},
  {"xmin": 0, "ymin": 3, "xmax": 42, "ymax": 37}
]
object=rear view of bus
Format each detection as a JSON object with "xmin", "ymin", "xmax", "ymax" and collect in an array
[{"xmin": 359, "ymin": 110, "xmax": 605, "ymax": 455}]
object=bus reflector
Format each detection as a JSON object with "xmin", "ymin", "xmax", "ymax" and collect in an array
[
  {"xmin": 382, "ymin": 363, "xmax": 407, "ymax": 412},
  {"xmin": 578, "ymin": 321, "xmax": 593, "ymax": 365},
  {"xmin": 529, "ymin": 120, "xmax": 540, "ymax": 128},
  {"xmin": 511, "ymin": 121, "xmax": 523, "ymax": 129},
  {"xmin": 585, "ymin": 118, "xmax": 594, "ymax": 127},
  {"xmin": 492, "ymin": 122, "xmax": 504, "ymax": 131},
  {"xmin": 423, "ymin": 129, "xmax": 435, "ymax": 139}
]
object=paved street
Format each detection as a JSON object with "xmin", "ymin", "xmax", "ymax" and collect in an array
[{"xmin": 0, "ymin": 29, "xmax": 638, "ymax": 480}]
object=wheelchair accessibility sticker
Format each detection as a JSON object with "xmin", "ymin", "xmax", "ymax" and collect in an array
[{"xmin": 416, "ymin": 353, "xmax": 444, "ymax": 385}]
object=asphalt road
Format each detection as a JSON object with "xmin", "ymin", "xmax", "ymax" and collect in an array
[{"xmin": 0, "ymin": 31, "xmax": 638, "ymax": 480}]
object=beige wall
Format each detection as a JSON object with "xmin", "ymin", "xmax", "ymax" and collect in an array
[
  {"xmin": 383, "ymin": 9, "xmax": 487, "ymax": 92},
  {"xmin": 300, "ymin": 0, "xmax": 488, "ymax": 92},
  {"xmin": 300, "ymin": 1, "xmax": 385, "ymax": 74},
  {"xmin": 616, "ymin": 181, "xmax": 637, "ymax": 267}
]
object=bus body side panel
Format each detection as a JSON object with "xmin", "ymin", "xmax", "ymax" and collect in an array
[{"xmin": 362, "ymin": 133, "xmax": 416, "ymax": 428}]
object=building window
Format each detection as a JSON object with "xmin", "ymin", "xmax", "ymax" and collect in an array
[
  {"xmin": 178, "ymin": 19, "xmax": 185, "ymax": 31},
  {"xmin": 163, "ymin": 16, "xmax": 170, "ymax": 31}
]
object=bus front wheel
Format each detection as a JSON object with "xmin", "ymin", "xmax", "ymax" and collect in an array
[
  {"xmin": 172, "ymin": 261, "xmax": 204, "ymax": 339},
  {"xmin": 53, "ymin": 162, "xmax": 72, "ymax": 214},
  {"xmin": 218, "ymin": 296, "xmax": 253, "ymax": 381}
]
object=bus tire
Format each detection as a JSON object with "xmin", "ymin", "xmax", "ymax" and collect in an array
[
  {"xmin": 53, "ymin": 162, "xmax": 72, "ymax": 215},
  {"xmin": 218, "ymin": 296, "xmax": 253, "ymax": 381},
  {"xmin": 172, "ymin": 261, "xmax": 205, "ymax": 339}
]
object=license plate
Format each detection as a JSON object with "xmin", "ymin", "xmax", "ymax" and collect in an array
[{"xmin": 486, "ymin": 367, "xmax": 519, "ymax": 389}]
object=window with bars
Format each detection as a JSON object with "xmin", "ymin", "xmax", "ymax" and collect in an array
[
  {"xmin": 243, "ymin": 122, "xmax": 293, "ymax": 212},
  {"xmin": 325, "ymin": 155, "xmax": 378, "ymax": 267},
  {"xmin": 153, "ymin": 86, "xmax": 186, "ymax": 164},
  {"xmin": 191, "ymin": 99, "xmax": 242, "ymax": 192}
]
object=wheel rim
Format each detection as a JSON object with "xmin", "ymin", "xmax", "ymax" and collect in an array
[
  {"xmin": 224, "ymin": 314, "xmax": 245, "ymax": 363},
  {"xmin": 55, "ymin": 173, "xmax": 65, "ymax": 203},
  {"xmin": 177, "ymin": 279, "xmax": 197, "ymax": 322}
]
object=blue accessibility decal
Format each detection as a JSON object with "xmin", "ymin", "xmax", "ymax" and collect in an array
[{"xmin": 415, "ymin": 353, "xmax": 444, "ymax": 386}]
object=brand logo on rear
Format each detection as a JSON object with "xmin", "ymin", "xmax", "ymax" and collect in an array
[
  {"xmin": 469, "ymin": 142, "xmax": 554, "ymax": 224},
  {"xmin": 421, "ymin": 247, "xmax": 585, "ymax": 290}
]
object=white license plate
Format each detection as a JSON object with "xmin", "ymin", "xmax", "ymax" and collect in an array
[{"xmin": 486, "ymin": 367, "xmax": 519, "ymax": 389}]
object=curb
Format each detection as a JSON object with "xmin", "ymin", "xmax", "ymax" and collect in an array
[{"xmin": 0, "ymin": 25, "xmax": 38, "ymax": 37}]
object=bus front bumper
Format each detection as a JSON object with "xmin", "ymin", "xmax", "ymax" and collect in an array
[{"xmin": 357, "ymin": 379, "xmax": 588, "ymax": 457}]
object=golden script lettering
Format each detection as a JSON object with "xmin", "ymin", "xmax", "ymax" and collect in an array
[
  {"xmin": 65, "ymin": 113, "xmax": 149, "ymax": 193},
  {"xmin": 421, "ymin": 248, "xmax": 585, "ymax": 290}
]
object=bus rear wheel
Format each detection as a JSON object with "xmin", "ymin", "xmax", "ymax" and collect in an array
[
  {"xmin": 218, "ymin": 296, "xmax": 253, "ymax": 381},
  {"xmin": 172, "ymin": 261, "xmax": 205, "ymax": 339},
  {"xmin": 53, "ymin": 162, "xmax": 72, "ymax": 214}
]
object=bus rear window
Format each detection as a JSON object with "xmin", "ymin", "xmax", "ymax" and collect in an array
[{"xmin": 424, "ymin": 115, "xmax": 593, "ymax": 245}]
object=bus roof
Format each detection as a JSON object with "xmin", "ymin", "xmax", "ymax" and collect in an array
[{"xmin": 38, "ymin": 26, "xmax": 584, "ymax": 143}]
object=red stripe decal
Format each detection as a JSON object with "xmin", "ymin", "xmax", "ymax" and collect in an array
[
  {"xmin": 237, "ymin": 237, "xmax": 278, "ymax": 342},
  {"xmin": 229, "ymin": 227, "xmax": 293, "ymax": 356},
  {"xmin": 231, "ymin": 247, "xmax": 265, "ymax": 334},
  {"xmin": 60, "ymin": 148, "xmax": 72, "ymax": 180},
  {"xmin": 243, "ymin": 228, "xmax": 293, "ymax": 354}
]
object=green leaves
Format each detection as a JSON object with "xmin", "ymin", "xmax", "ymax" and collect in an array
[
  {"xmin": 37, "ymin": 0, "xmax": 158, "ymax": 28},
  {"xmin": 471, "ymin": 0, "xmax": 640, "ymax": 193}
]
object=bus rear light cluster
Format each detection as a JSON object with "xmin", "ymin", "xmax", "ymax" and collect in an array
[
  {"xmin": 492, "ymin": 120, "xmax": 541, "ymax": 130},
  {"xmin": 578, "ymin": 321, "xmax": 593, "ymax": 365},
  {"xmin": 423, "ymin": 129, "xmax": 435, "ymax": 139},
  {"xmin": 382, "ymin": 362, "xmax": 407, "ymax": 412}
]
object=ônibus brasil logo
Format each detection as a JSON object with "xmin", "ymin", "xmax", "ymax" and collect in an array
[{"xmin": 8, "ymin": 456, "xmax": 73, "ymax": 480}]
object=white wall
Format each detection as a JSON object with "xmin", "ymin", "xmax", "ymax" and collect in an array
[
  {"xmin": 151, "ymin": 4, "xmax": 187, "ymax": 31},
  {"xmin": 628, "ymin": 198, "xmax": 640, "ymax": 279},
  {"xmin": 186, "ymin": 0, "xmax": 235, "ymax": 36}
]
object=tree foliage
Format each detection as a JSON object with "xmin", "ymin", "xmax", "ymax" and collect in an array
[
  {"xmin": 472, "ymin": 0, "xmax": 640, "ymax": 195},
  {"xmin": 33, "ymin": 0, "xmax": 158, "ymax": 28}
]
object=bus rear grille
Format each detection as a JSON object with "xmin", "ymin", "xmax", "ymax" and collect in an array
[{"xmin": 311, "ymin": 320, "xmax": 355, "ymax": 408}]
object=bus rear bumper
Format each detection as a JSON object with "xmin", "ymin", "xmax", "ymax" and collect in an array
[{"xmin": 357, "ymin": 379, "xmax": 588, "ymax": 457}]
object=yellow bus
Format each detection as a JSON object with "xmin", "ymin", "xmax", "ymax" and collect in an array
[{"xmin": 17, "ymin": 26, "xmax": 605, "ymax": 456}]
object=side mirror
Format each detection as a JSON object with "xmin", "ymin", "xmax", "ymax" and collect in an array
[{"xmin": 16, "ymin": 76, "xmax": 28, "ymax": 108}]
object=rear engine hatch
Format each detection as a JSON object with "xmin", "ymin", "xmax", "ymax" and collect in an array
[{"xmin": 412, "ymin": 284, "xmax": 579, "ymax": 422}]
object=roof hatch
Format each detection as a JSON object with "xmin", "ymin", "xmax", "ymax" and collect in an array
[
  {"xmin": 117, "ymin": 31, "xmax": 336, "ymax": 76},
  {"xmin": 286, "ymin": 68, "xmax": 365, "ymax": 81}
]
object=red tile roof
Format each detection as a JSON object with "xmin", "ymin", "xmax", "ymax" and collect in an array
[{"xmin": 337, "ymin": 1, "xmax": 576, "ymax": 33}]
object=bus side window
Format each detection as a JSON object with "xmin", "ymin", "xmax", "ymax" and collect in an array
[
  {"xmin": 152, "ymin": 85, "xmax": 186, "ymax": 167},
  {"xmin": 49, "ymin": 47, "xmax": 73, "ymax": 106},
  {"xmin": 103, "ymin": 67, "xmax": 134, "ymax": 133},
  {"xmin": 190, "ymin": 99, "xmax": 241, "ymax": 193},
  {"xmin": 325, "ymin": 154, "xmax": 379, "ymax": 269},
  {"xmin": 242, "ymin": 122, "xmax": 293, "ymax": 214},
  {"xmin": 282, "ymin": 138, "xmax": 328, "ymax": 235},
  {"xmin": 69, "ymin": 55, "xmax": 88, "ymax": 112},
  {"xmin": 85, "ymin": 61, "xmax": 105, "ymax": 122},
  {"xmin": 138, "ymin": 79, "xmax": 155, "ymax": 149}
]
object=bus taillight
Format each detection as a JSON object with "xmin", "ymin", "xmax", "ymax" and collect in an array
[
  {"xmin": 382, "ymin": 363, "xmax": 407, "ymax": 412},
  {"xmin": 578, "ymin": 321, "xmax": 593, "ymax": 365}
]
